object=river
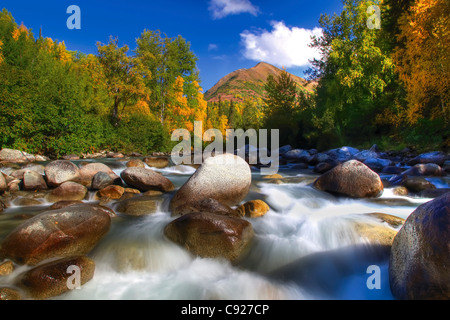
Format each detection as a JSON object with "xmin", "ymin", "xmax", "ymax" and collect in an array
[{"xmin": 0, "ymin": 158, "xmax": 448, "ymax": 300}]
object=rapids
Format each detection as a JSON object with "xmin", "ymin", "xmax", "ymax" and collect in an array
[{"xmin": 0, "ymin": 159, "xmax": 447, "ymax": 300}]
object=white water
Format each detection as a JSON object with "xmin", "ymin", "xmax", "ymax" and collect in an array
[
  {"xmin": 1, "ymin": 163, "xmax": 446, "ymax": 300},
  {"xmin": 55, "ymin": 166, "xmax": 441, "ymax": 301}
]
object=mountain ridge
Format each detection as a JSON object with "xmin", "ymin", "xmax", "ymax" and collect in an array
[{"xmin": 204, "ymin": 62, "xmax": 316, "ymax": 103}]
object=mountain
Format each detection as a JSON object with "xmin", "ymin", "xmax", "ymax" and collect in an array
[{"xmin": 204, "ymin": 62, "xmax": 317, "ymax": 103}]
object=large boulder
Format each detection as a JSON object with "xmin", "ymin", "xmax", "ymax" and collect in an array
[
  {"xmin": 313, "ymin": 160, "xmax": 384, "ymax": 198},
  {"xmin": 0, "ymin": 148, "xmax": 35, "ymax": 163},
  {"xmin": 78, "ymin": 162, "xmax": 119, "ymax": 188},
  {"xmin": 169, "ymin": 154, "xmax": 252, "ymax": 213},
  {"xmin": 23, "ymin": 170, "xmax": 48, "ymax": 191},
  {"xmin": 389, "ymin": 193, "xmax": 450, "ymax": 300},
  {"xmin": 164, "ymin": 212, "xmax": 254, "ymax": 262},
  {"xmin": 17, "ymin": 256, "xmax": 95, "ymax": 299},
  {"xmin": 0, "ymin": 204, "xmax": 111, "ymax": 265},
  {"xmin": 45, "ymin": 181, "xmax": 88, "ymax": 203},
  {"xmin": 143, "ymin": 157, "xmax": 170, "ymax": 169},
  {"xmin": 44, "ymin": 160, "xmax": 81, "ymax": 187},
  {"xmin": 120, "ymin": 167, "xmax": 174, "ymax": 192},
  {"xmin": 401, "ymin": 163, "xmax": 445, "ymax": 177}
]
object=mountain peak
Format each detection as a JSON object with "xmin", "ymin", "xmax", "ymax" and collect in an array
[{"xmin": 204, "ymin": 62, "xmax": 315, "ymax": 102}]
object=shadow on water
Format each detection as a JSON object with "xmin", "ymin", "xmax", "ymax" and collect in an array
[{"xmin": 267, "ymin": 244, "xmax": 394, "ymax": 300}]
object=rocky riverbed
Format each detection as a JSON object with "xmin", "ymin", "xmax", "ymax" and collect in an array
[{"xmin": 0, "ymin": 146, "xmax": 449, "ymax": 300}]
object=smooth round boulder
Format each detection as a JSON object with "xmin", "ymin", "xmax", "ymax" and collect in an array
[
  {"xmin": 97, "ymin": 185, "xmax": 125, "ymax": 200},
  {"xmin": 0, "ymin": 204, "xmax": 111, "ymax": 265},
  {"xmin": 121, "ymin": 167, "xmax": 174, "ymax": 192},
  {"xmin": 44, "ymin": 160, "xmax": 81, "ymax": 187},
  {"xmin": 313, "ymin": 160, "xmax": 384, "ymax": 198},
  {"xmin": 164, "ymin": 212, "xmax": 254, "ymax": 262},
  {"xmin": 126, "ymin": 159, "xmax": 146, "ymax": 168},
  {"xmin": 169, "ymin": 154, "xmax": 252, "ymax": 213},
  {"xmin": 17, "ymin": 256, "xmax": 95, "ymax": 299},
  {"xmin": 45, "ymin": 181, "xmax": 88, "ymax": 203},
  {"xmin": 23, "ymin": 170, "xmax": 48, "ymax": 191},
  {"xmin": 389, "ymin": 193, "xmax": 450, "ymax": 300},
  {"xmin": 78, "ymin": 162, "xmax": 119, "ymax": 188},
  {"xmin": 115, "ymin": 195, "xmax": 160, "ymax": 216}
]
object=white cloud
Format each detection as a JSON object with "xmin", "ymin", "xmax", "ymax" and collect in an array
[
  {"xmin": 208, "ymin": 0, "xmax": 259, "ymax": 19},
  {"xmin": 208, "ymin": 43, "xmax": 219, "ymax": 51},
  {"xmin": 240, "ymin": 21, "xmax": 323, "ymax": 68}
]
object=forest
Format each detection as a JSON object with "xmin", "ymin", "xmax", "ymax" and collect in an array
[{"xmin": 0, "ymin": 0, "xmax": 448, "ymax": 158}]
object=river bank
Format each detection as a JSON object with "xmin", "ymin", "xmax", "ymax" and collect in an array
[{"xmin": 0, "ymin": 145, "xmax": 449, "ymax": 300}]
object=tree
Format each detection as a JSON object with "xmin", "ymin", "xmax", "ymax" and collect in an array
[
  {"xmin": 307, "ymin": 0, "xmax": 396, "ymax": 147},
  {"xmin": 97, "ymin": 36, "xmax": 150, "ymax": 127},
  {"xmin": 135, "ymin": 30, "xmax": 197, "ymax": 125},
  {"xmin": 394, "ymin": 0, "xmax": 449, "ymax": 124}
]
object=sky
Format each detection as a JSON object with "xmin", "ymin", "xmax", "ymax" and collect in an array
[{"xmin": 1, "ymin": 0, "xmax": 344, "ymax": 91}]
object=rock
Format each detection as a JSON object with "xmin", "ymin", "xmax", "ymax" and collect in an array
[
  {"xmin": 44, "ymin": 160, "xmax": 81, "ymax": 187},
  {"xmin": 0, "ymin": 174, "xmax": 6, "ymax": 193},
  {"xmin": 0, "ymin": 204, "xmax": 111, "ymax": 265},
  {"xmin": 91, "ymin": 171, "xmax": 115, "ymax": 190},
  {"xmin": 366, "ymin": 212, "xmax": 405, "ymax": 228},
  {"xmin": 121, "ymin": 167, "xmax": 174, "ymax": 192},
  {"xmin": 389, "ymin": 193, "xmax": 450, "ymax": 300},
  {"xmin": 326, "ymin": 146, "xmax": 359, "ymax": 162},
  {"xmin": 0, "ymin": 260, "xmax": 14, "ymax": 276},
  {"xmin": 49, "ymin": 200, "xmax": 84, "ymax": 210},
  {"xmin": 262, "ymin": 173, "xmax": 283, "ymax": 179},
  {"xmin": 169, "ymin": 154, "xmax": 252, "ymax": 213},
  {"xmin": 353, "ymin": 149, "xmax": 379, "ymax": 162},
  {"xmin": 278, "ymin": 145, "xmax": 292, "ymax": 155},
  {"xmin": 0, "ymin": 287, "xmax": 22, "ymax": 300},
  {"xmin": 283, "ymin": 149, "xmax": 311, "ymax": 162},
  {"xmin": 0, "ymin": 149, "xmax": 34, "ymax": 163},
  {"xmin": 23, "ymin": 170, "xmax": 48, "ymax": 191},
  {"xmin": 107, "ymin": 152, "xmax": 124, "ymax": 158},
  {"xmin": 78, "ymin": 162, "xmax": 119, "ymax": 188},
  {"xmin": 381, "ymin": 166, "xmax": 405, "ymax": 175},
  {"xmin": 407, "ymin": 151, "xmax": 447, "ymax": 167},
  {"xmin": 62, "ymin": 154, "xmax": 80, "ymax": 161},
  {"xmin": 13, "ymin": 198, "xmax": 42, "ymax": 206},
  {"xmin": 143, "ymin": 157, "xmax": 169, "ymax": 169},
  {"xmin": 308, "ymin": 153, "xmax": 330, "ymax": 166},
  {"xmin": 46, "ymin": 181, "xmax": 88, "ymax": 203},
  {"xmin": 17, "ymin": 256, "xmax": 95, "ymax": 299},
  {"xmin": 236, "ymin": 200, "xmax": 270, "ymax": 218},
  {"xmin": 126, "ymin": 159, "xmax": 146, "ymax": 168},
  {"xmin": 402, "ymin": 163, "xmax": 445, "ymax": 177},
  {"xmin": 393, "ymin": 186, "xmax": 409, "ymax": 196},
  {"xmin": 401, "ymin": 177, "xmax": 436, "ymax": 193},
  {"xmin": 363, "ymin": 158, "xmax": 392, "ymax": 172},
  {"xmin": 115, "ymin": 195, "xmax": 160, "ymax": 216},
  {"xmin": 23, "ymin": 164, "xmax": 45, "ymax": 175},
  {"xmin": 353, "ymin": 221, "xmax": 398, "ymax": 246},
  {"xmin": 313, "ymin": 160, "xmax": 384, "ymax": 198},
  {"xmin": 164, "ymin": 212, "xmax": 254, "ymax": 262},
  {"xmin": 172, "ymin": 198, "xmax": 240, "ymax": 217},
  {"xmin": 97, "ymin": 185, "xmax": 125, "ymax": 200},
  {"xmin": 313, "ymin": 160, "xmax": 338, "ymax": 174},
  {"xmin": 418, "ymin": 189, "xmax": 450, "ymax": 198}
]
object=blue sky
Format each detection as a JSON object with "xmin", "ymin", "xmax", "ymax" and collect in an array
[{"xmin": 1, "ymin": 0, "xmax": 343, "ymax": 91}]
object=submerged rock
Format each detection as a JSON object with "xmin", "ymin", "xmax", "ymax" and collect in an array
[
  {"xmin": 313, "ymin": 160, "xmax": 384, "ymax": 198},
  {"xmin": 164, "ymin": 212, "xmax": 254, "ymax": 262},
  {"xmin": 17, "ymin": 255, "xmax": 95, "ymax": 299},
  {"xmin": 236, "ymin": 200, "xmax": 270, "ymax": 218},
  {"xmin": 171, "ymin": 197, "xmax": 239, "ymax": 217},
  {"xmin": 389, "ymin": 193, "xmax": 450, "ymax": 300},
  {"xmin": 45, "ymin": 181, "xmax": 88, "ymax": 203}
]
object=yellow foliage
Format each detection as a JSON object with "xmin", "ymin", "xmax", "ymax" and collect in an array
[
  {"xmin": 0, "ymin": 40, "xmax": 3, "ymax": 64},
  {"xmin": 12, "ymin": 23, "xmax": 29, "ymax": 40},
  {"xmin": 394, "ymin": 0, "xmax": 450, "ymax": 124}
]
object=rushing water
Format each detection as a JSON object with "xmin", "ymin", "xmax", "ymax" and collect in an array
[{"xmin": 0, "ymin": 159, "xmax": 447, "ymax": 300}]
